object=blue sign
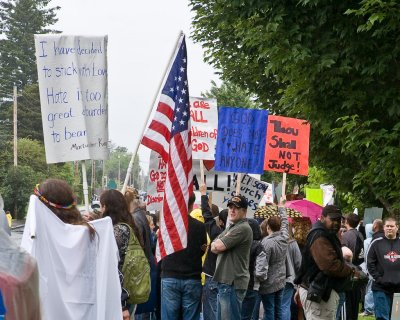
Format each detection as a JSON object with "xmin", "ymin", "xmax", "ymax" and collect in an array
[{"xmin": 215, "ymin": 107, "xmax": 268, "ymax": 174}]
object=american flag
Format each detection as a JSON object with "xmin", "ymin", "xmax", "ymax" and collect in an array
[{"xmin": 141, "ymin": 34, "xmax": 192, "ymax": 260}]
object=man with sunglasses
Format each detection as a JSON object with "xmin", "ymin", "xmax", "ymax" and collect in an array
[{"xmin": 295, "ymin": 205, "xmax": 359, "ymax": 320}]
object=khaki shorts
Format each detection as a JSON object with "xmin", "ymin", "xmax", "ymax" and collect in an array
[{"xmin": 299, "ymin": 287, "xmax": 339, "ymax": 320}]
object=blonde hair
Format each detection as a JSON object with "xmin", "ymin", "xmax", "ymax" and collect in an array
[{"xmin": 124, "ymin": 187, "xmax": 140, "ymax": 209}]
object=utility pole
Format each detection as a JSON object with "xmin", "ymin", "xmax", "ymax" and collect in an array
[
  {"xmin": 13, "ymin": 85, "xmax": 17, "ymax": 167},
  {"xmin": 118, "ymin": 155, "xmax": 121, "ymax": 188}
]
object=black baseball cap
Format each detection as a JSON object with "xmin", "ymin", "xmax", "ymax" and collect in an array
[
  {"xmin": 322, "ymin": 205, "xmax": 343, "ymax": 220},
  {"xmin": 227, "ymin": 195, "xmax": 248, "ymax": 209}
]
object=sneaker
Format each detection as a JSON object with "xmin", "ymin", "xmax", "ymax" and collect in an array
[{"xmin": 359, "ymin": 311, "xmax": 373, "ymax": 316}]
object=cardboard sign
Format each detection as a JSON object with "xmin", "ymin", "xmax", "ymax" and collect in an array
[
  {"xmin": 146, "ymin": 151, "xmax": 167, "ymax": 211},
  {"xmin": 219, "ymin": 174, "xmax": 272, "ymax": 215},
  {"xmin": 264, "ymin": 115, "xmax": 310, "ymax": 176},
  {"xmin": 215, "ymin": 107, "xmax": 268, "ymax": 174},
  {"xmin": 189, "ymin": 97, "xmax": 218, "ymax": 160},
  {"xmin": 35, "ymin": 35, "xmax": 109, "ymax": 163},
  {"xmin": 363, "ymin": 207, "xmax": 383, "ymax": 225}
]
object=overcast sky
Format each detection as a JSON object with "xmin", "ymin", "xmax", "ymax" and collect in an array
[{"xmin": 51, "ymin": 0, "xmax": 220, "ymax": 168}]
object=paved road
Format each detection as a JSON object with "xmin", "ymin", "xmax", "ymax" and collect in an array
[{"xmin": 10, "ymin": 220, "xmax": 25, "ymax": 245}]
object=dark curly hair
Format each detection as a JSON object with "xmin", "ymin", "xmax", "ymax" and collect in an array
[{"xmin": 100, "ymin": 189, "xmax": 143, "ymax": 247}]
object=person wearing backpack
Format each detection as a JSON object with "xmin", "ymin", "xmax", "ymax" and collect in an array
[
  {"xmin": 100, "ymin": 189, "xmax": 147, "ymax": 320},
  {"xmin": 124, "ymin": 187, "xmax": 157, "ymax": 319},
  {"xmin": 340, "ymin": 213, "xmax": 365, "ymax": 320}
]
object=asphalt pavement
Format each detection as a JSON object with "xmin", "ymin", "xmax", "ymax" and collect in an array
[{"xmin": 10, "ymin": 219, "xmax": 25, "ymax": 245}]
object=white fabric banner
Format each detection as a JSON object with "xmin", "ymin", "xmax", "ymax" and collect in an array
[
  {"xmin": 189, "ymin": 97, "xmax": 218, "ymax": 160},
  {"xmin": 35, "ymin": 35, "xmax": 109, "ymax": 163},
  {"xmin": 21, "ymin": 196, "xmax": 122, "ymax": 320}
]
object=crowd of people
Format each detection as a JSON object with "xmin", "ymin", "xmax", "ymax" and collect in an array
[{"xmin": 1, "ymin": 178, "xmax": 400, "ymax": 320}]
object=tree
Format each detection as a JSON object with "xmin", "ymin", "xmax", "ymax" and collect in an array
[
  {"xmin": 190, "ymin": 0, "xmax": 400, "ymax": 214},
  {"xmin": 0, "ymin": 0, "xmax": 59, "ymax": 93},
  {"xmin": 105, "ymin": 147, "xmax": 141, "ymax": 189},
  {"xmin": 0, "ymin": 84, "xmax": 44, "ymax": 144},
  {"xmin": 0, "ymin": 138, "xmax": 74, "ymax": 218},
  {"xmin": 202, "ymin": 80, "xmax": 261, "ymax": 109},
  {"xmin": 1, "ymin": 165, "xmax": 40, "ymax": 219}
]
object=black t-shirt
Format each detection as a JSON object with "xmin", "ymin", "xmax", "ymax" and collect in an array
[{"xmin": 161, "ymin": 216, "xmax": 207, "ymax": 279}]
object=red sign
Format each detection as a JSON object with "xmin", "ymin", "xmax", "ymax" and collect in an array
[{"xmin": 264, "ymin": 115, "xmax": 310, "ymax": 176}]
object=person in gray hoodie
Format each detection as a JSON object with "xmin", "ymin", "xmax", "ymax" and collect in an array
[
  {"xmin": 255, "ymin": 200, "xmax": 289, "ymax": 320},
  {"xmin": 281, "ymin": 224, "xmax": 302, "ymax": 320}
]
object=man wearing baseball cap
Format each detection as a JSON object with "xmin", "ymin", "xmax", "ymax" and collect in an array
[
  {"xmin": 295, "ymin": 205, "xmax": 360, "ymax": 320},
  {"xmin": 210, "ymin": 195, "xmax": 252, "ymax": 320}
]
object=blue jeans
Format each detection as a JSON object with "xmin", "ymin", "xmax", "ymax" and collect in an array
[
  {"xmin": 364, "ymin": 279, "xmax": 374, "ymax": 314},
  {"xmin": 336, "ymin": 291, "xmax": 346, "ymax": 320},
  {"xmin": 253, "ymin": 293, "xmax": 262, "ymax": 320},
  {"xmin": 281, "ymin": 283, "xmax": 294, "ymax": 320},
  {"xmin": 216, "ymin": 283, "xmax": 246, "ymax": 320},
  {"xmin": 373, "ymin": 290, "xmax": 392, "ymax": 320},
  {"xmin": 261, "ymin": 288, "xmax": 284, "ymax": 320},
  {"xmin": 203, "ymin": 276, "xmax": 218, "ymax": 320},
  {"xmin": 161, "ymin": 278, "xmax": 202, "ymax": 320},
  {"xmin": 241, "ymin": 289, "xmax": 258, "ymax": 320}
]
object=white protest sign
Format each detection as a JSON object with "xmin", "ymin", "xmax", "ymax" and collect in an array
[
  {"xmin": 259, "ymin": 182, "xmax": 274, "ymax": 205},
  {"xmin": 218, "ymin": 174, "xmax": 272, "ymax": 215},
  {"xmin": 35, "ymin": 35, "xmax": 109, "ymax": 163},
  {"xmin": 320, "ymin": 184, "xmax": 335, "ymax": 206},
  {"xmin": 146, "ymin": 151, "xmax": 167, "ymax": 211},
  {"xmin": 190, "ymin": 97, "xmax": 218, "ymax": 160},
  {"xmin": 192, "ymin": 160, "xmax": 233, "ymax": 192}
]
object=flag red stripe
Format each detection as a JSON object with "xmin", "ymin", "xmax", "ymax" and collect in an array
[
  {"xmin": 158, "ymin": 101, "xmax": 174, "ymax": 121},
  {"xmin": 141, "ymin": 136, "xmax": 169, "ymax": 161},
  {"xmin": 164, "ymin": 207, "xmax": 184, "ymax": 251},
  {"xmin": 148, "ymin": 120, "xmax": 171, "ymax": 142},
  {"xmin": 166, "ymin": 174, "xmax": 187, "ymax": 232},
  {"xmin": 179, "ymin": 135, "xmax": 192, "ymax": 184}
]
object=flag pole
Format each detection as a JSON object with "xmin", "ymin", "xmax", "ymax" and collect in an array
[
  {"xmin": 121, "ymin": 32, "xmax": 184, "ymax": 194},
  {"xmin": 282, "ymin": 172, "xmax": 287, "ymax": 199},
  {"xmin": 81, "ymin": 160, "xmax": 90, "ymax": 214},
  {"xmin": 236, "ymin": 173, "xmax": 242, "ymax": 195},
  {"xmin": 200, "ymin": 160, "xmax": 205, "ymax": 184}
]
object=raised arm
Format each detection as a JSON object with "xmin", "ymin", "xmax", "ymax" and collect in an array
[
  {"xmin": 278, "ymin": 197, "xmax": 289, "ymax": 240},
  {"xmin": 200, "ymin": 184, "xmax": 214, "ymax": 223}
]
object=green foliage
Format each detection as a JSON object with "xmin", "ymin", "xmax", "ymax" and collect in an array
[
  {"xmin": 105, "ymin": 148, "xmax": 141, "ymax": 189},
  {"xmin": 0, "ymin": 138, "xmax": 75, "ymax": 217},
  {"xmin": 202, "ymin": 80, "xmax": 261, "ymax": 109},
  {"xmin": 0, "ymin": 0, "xmax": 60, "ymax": 93},
  {"xmin": 190, "ymin": 0, "xmax": 400, "ymax": 214},
  {"xmin": 0, "ymin": 165, "xmax": 40, "ymax": 219}
]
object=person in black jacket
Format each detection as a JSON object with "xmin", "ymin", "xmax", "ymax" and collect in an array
[
  {"xmin": 295, "ymin": 205, "xmax": 358, "ymax": 320},
  {"xmin": 367, "ymin": 217, "xmax": 400, "ymax": 320},
  {"xmin": 199, "ymin": 184, "xmax": 227, "ymax": 320},
  {"xmin": 160, "ymin": 193, "xmax": 207, "ymax": 320}
]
